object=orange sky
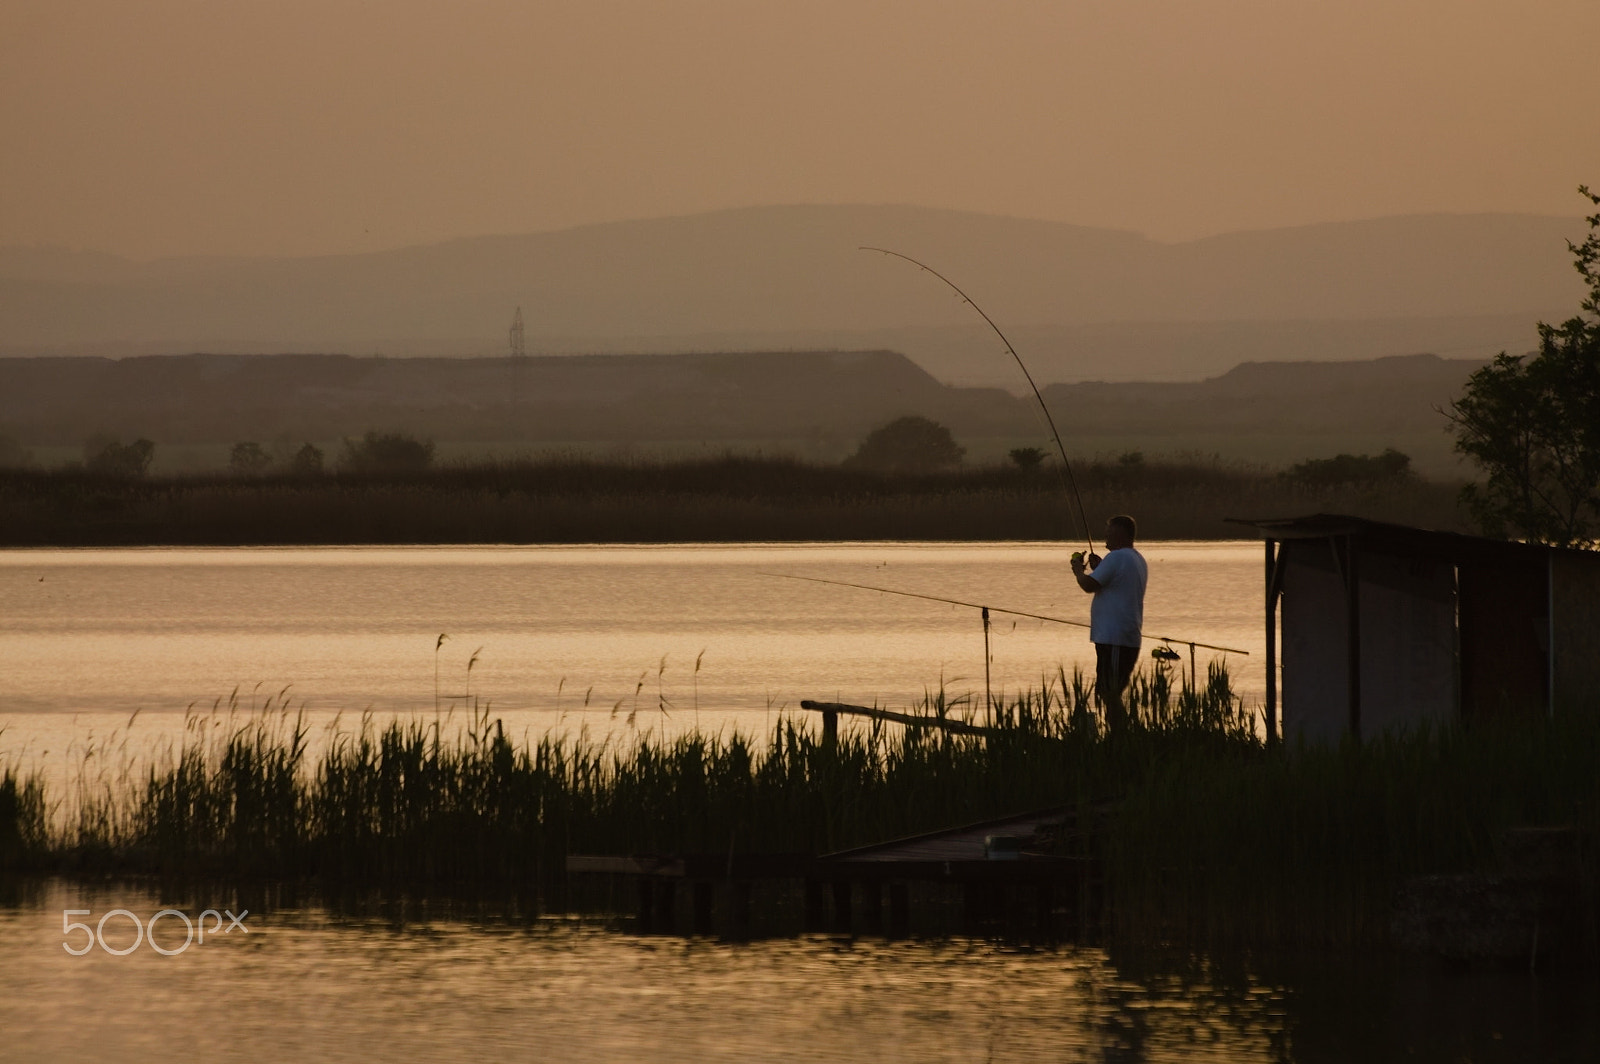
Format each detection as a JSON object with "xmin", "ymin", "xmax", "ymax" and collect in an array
[{"xmin": 3, "ymin": 0, "xmax": 1597, "ymax": 259}]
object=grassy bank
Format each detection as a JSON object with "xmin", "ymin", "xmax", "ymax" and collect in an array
[
  {"xmin": 4, "ymin": 668, "xmax": 1593, "ymax": 956},
  {"xmin": 0, "ymin": 454, "xmax": 1468, "ymax": 545}
]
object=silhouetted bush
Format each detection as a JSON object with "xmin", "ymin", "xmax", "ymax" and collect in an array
[
  {"xmin": 229, "ymin": 441, "xmax": 274, "ymax": 476},
  {"xmin": 845, "ymin": 415, "xmax": 965, "ymax": 473},
  {"xmin": 1008, "ymin": 446, "xmax": 1047, "ymax": 471},
  {"xmin": 83, "ymin": 437, "xmax": 155, "ymax": 478},
  {"xmin": 339, "ymin": 431, "xmax": 434, "ymax": 473},
  {"xmin": 1285, "ymin": 448, "xmax": 1412, "ymax": 487},
  {"xmin": 289, "ymin": 443, "xmax": 325, "ymax": 476}
]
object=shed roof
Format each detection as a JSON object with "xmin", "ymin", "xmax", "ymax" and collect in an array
[{"xmin": 1226, "ymin": 513, "xmax": 1595, "ymax": 566}]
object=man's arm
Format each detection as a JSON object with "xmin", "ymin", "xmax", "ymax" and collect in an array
[{"xmin": 1070, "ymin": 552, "xmax": 1103, "ymax": 594}]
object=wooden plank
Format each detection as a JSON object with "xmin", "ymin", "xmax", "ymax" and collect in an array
[
  {"xmin": 815, "ymin": 857, "xmax": 1090, "ymax": 883},
  {"xmin": 567, "ymin": 852, "xmax": 813, "ymax": 879},
  {"xmin": 822, "ymin": 806, "xmax": 1070, "ymax": 862},
  {"xmin": 800, "ymin": 700, "xmax": 1001, "ymax": 738},
  {"xmin": 566, "ymin": 855, "xmax": 684, "ymax": 876}
]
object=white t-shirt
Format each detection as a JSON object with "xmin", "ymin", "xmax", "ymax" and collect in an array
[{"xmin": 1088, "ymin": 547, "xmax": 1147, "ymax": 648}]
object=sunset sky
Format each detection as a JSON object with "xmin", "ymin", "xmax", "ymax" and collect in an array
[{"xmin": 4, "ymin": 0, "xmax": 1597, "ymax": 260}]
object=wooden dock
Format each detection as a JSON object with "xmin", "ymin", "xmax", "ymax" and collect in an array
[
  {"xmin": 565, "ymin": 698, "xmax": 1109, "ymax": 939},
  {"xmin": 565, "ymin": 804, "xmax": 1108, "ymax": 940}
]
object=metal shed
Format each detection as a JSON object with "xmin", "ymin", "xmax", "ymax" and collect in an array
[{"xmin": 1232, "ymin": 515, "xmax": 1600, "ymax": 743}]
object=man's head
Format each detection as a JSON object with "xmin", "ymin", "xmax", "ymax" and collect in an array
[{"xmin": 1105, "ymin": 515, "xmax": 1136, "ymax": 550}]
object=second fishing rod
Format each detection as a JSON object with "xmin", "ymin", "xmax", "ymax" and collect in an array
[{"xmin": 767, "ymin": 570, "xmax": 1248, "ymax": 717}]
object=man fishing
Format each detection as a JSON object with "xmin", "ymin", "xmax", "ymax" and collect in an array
[{"xmin": 1069, "ymin": 515, "xmax": 1148, "ymax": 726}]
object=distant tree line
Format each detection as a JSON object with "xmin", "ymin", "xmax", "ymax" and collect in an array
[
  {"xmin": 82, "ymin": 434, "xmax": 155, "ymax": 478},
  {"xmin": 27, "ymin": 430, "xmax": 446, "ymax": 480},
  {"xmin": 229, "ymin": 440, "xmax": 325, "ymax": 476},
  {"xmin": 24, "ymin": 420, "xmax": 1436, "ymax": 492}
]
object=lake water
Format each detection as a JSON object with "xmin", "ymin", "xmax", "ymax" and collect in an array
[
  {"xmin": 0, "ymin": 541, "xmax": 1264, "ymax": 789},
  {"xmin": 1, "ymin": 880, "xmax": 1594, "ymax": 1064},
  {"xmin": 6, "ymin": 543, "xmax": 1598, "ymax": 1062}
]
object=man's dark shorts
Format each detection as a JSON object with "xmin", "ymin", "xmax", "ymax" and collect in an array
[{"xmin": 1094, "ymin": 643, "xmax": 1138, "ymax": 698}]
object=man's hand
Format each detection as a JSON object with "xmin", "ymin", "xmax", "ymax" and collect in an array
[
  {"xmin": 1087, "ymin": 552, "xmax": 1102, "ymax": 570},
  {"xmin": 1071, "ymin": 551, "xmax": 1101, "ymax": 593}
]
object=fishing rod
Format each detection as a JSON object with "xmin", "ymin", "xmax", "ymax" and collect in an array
[
  {"xmin": 860, "ymin": 246, "xmax": 1096, "ymax": 553},
  {"xmin": 765, "ymin": 572, "xmax": 1250, "ymax": 655}
]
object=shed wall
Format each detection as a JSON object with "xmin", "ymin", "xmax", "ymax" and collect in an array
[
  {"xmin": 1280, "ymin": 540, "xmax": 1456, "ymax": 742},
  {"xmin": 1280, "ymin": 541, "xmax": 1348, "ymax": 745},
  {"xmin": 1356, "ymin": 551, "xmax": 1457, "ymax": 736},
  {"xmin": 1458, "ymin": 560, "xmax": 1548, "ymax": 719},
  {"xmin": 1553, "ymin": 551, "xmax": 1600, "ymax": 716}
]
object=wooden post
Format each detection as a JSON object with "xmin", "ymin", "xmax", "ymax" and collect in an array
[
  {"xmin": 692, "ymin": 881, "xmax": 715, "ymax": 937},
  {"xmin": 803, "ymin": 879, "xmax": 825, "ymax": 932},
  {"xmin": 831, "ymin": 880, "xmax": 853, "ymax": 934},
  {"xmin": 862, "ymin": 881, "xmax": 884, "ymax": 936},
  {"xmin": 1060, "ymin": 872, "xmax": 1080, "ymax": 943},
  {"xmin": 1265, "ymin": 539, "xmax": 1278, "ymax": 743},
  {"xmin": 1345, "ymin": 535, "xmax": 1362, "ymax": 742},
  {"xmin": 821, "ymin": 709, "xmax": 837, "ymax": 751},
  {"xmin": 1079, "ymin": 861, "xmax": 1094, "ymax": 945},
  {"xmin": 982, "ymin": 606, "xmax": 992, "ymax": 724},
  {"xmin": 962, "ymin": 882, "xmax": 985, "ymax": 937},
  {"xmin": 1547, "ymin": 551, "xmax": 1556, "ymax": 718},
  {"xmin": 637, "ymin": 877, "xmax": 654, "ymax": 934},
  {"xmin": 654, "ymin": 878, "xmax": 677, "ymax": 934},
  {"xmin": 888, "ymin": 882, "xmax": 910, "ymax": 940},
  {"xmin": 730, "ymin": 881, "xmax": 752, "ymax": 939}
]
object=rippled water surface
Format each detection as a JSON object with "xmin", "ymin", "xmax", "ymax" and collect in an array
[
  {"xmin": 5, "ymin": 544, "xmax": 1598, "ymax": 1062},
  {"xmin": 3, "ymin": 881, "xmax": 1595, "ymax": 1064},
  {"xmin": 0, "ymin": 882, "xmax": 1291, "ymax": 1064}
]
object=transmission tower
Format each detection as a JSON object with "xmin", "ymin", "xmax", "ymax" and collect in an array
[{"xmin": 509, "ymin": 306, "xmax": 527, "ymax": 358}]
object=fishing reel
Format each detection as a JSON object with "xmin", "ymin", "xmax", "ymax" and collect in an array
[{"xmin": 1150, "ymin": 645, "xmax": 1182, "ymax": 664}]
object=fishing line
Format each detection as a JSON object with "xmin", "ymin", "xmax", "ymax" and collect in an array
[
  {"xmin": 764, "ymin": 572, "xmax": 1249, "ymax": 655},
  {"xmin": 860, "ymin": 246, "xmax": 1096, "ymax": 552}
]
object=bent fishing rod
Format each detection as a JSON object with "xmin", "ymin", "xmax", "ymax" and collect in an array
[
  {"xmin": 765, "ymin": 572, "xmax": 1250, "ymax": 655},
  {"xmin": 860, "ymin": 246, "xmax": 1095, "ymax": 553}
]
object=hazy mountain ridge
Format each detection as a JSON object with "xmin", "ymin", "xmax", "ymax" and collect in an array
[
  {"xmin": 0, "ymin": 206, "xmax": 1580, "ymax": 385},
  {"xmin": 0, "ymin": 349, "xmax": 1483, "ymax": 476}
]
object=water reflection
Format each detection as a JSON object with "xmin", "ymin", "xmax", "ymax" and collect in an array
[
  {"xmin": 0, "ymin": 880, "xmax": 1289, "ymax": 1064},
  {"xmin": 4, "ymin": 880, "xmax": 1595, "ymax": 1063}
]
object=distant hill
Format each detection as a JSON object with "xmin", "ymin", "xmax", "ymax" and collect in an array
[
  {"xmin": 0, "ymin": 349, "xmax": 975, "ymax": 448},
  {"xmin": 0, "ymin": 205, "xmax": 1580, "ymax": 385},
  {"xmin": 1041, "ymin": 352, "xmax": 1482, "ymax": 436},
  {"xmin": 0, "ymin": 350, "xmax": 1485, "ymax": 476}
]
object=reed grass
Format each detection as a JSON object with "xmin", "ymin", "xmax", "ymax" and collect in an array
[
  {"xmin": 1108, "ymin": 710, "xmax": 1600, "ymax": 953},
  {"xmin": 7, "ymin": 665, "xmax": 1595, "ymax": 956},
  {"xmin": 0, "ymin": 766, "xmax": 48, "ymax": 870}
]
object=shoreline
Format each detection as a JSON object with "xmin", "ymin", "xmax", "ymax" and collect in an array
[{"xmin": 0, "ymin": 455, "xmax": 1469, "ymax": 547}]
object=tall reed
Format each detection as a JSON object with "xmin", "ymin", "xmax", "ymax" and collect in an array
[
  {"xmin": 0, "ymin": 766, "xmax": 48, "ymax": 871},
  {"xmin": 1106, "ymin": 709, "xmax": 1600, "ymax": 953},
  {"xmin": 45, "ymin": 667, "xmax": 1254, "ymax": 891}
]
